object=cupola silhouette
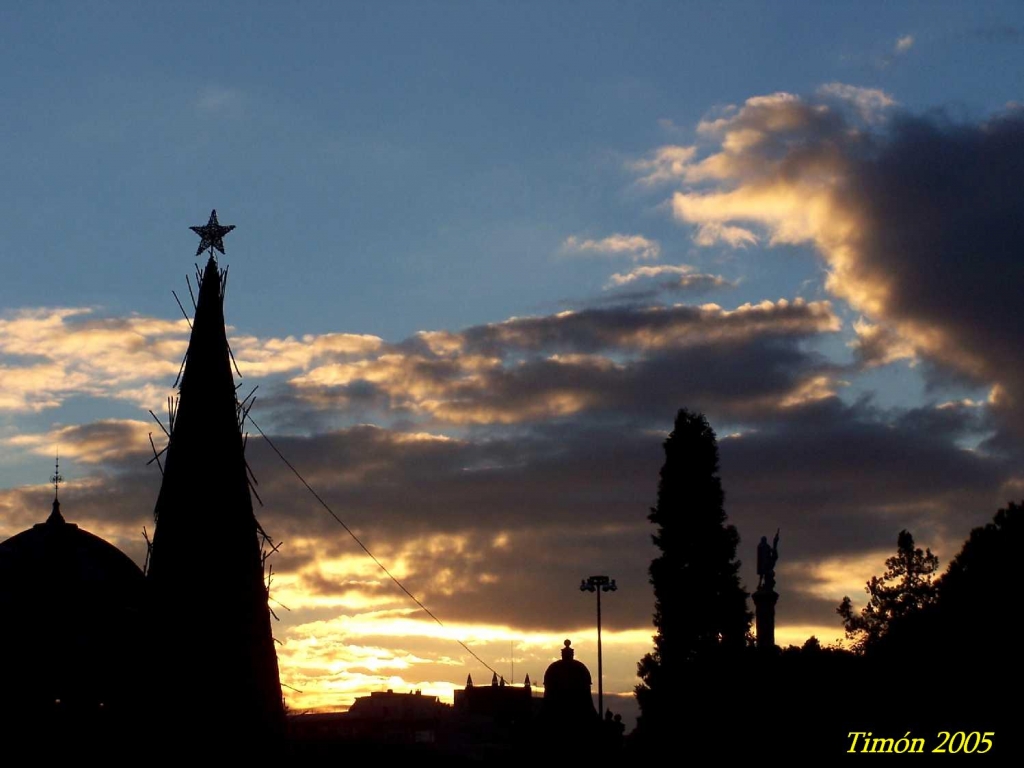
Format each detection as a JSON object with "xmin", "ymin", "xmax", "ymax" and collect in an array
[
  {"xmin": 543, "ymin": 639, "xmax": 597, "ymax": 722},
  {"xmin": 0, "ymin": 478, "xmax": 144, "ymax": 732}
]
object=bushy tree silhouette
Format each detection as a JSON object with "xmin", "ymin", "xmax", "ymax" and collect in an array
[
  {"xmin": 941, "ymin": 502, "xmax": 1020, "ymax": 602},
  {"xmin": 635, "ymin": 409, "xmax": 750, "ymax": 732},
  {"xmin": 931, "ymin": 501, "xmax": 1021, "ymax": 657},
  {"xmin": 837, "ymin": 529, "xmax": 938, "ymax": 653},
  {"xmin": 832, "ymin": 507, "xmax": 1021, "ymax": 740}
]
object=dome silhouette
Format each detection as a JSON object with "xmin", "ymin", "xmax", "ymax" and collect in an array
[{"xmin": 0, "ymin": 498, "xmax": 144, "ymax": 715}]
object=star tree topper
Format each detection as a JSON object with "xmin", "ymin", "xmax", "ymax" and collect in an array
[{"xmin": 190, "ymin": 209, "xmax": 236, "ymax": 256}]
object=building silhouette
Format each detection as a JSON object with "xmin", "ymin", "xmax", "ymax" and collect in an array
[
  {"xmin": 543, "ymin": 639, "xmax": 596, "ymax": 722},
  {"xmin": 0, "ymin": 494, "xmax": 145, "ymax": 745},
  {"xmin": 454, "ymin": 672, "xmax": 534, "ymax": 724}
]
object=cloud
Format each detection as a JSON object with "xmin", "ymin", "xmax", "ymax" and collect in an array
[
  {"xmin": 606, "ymin": 265, "xmax": 693, "ymax": 286},
  {"xmin": 0, "ymin": 308, "xmax": 186, "ymax": 412},
  {"xmin": 561, "ymin": 233, "xmax": 661, "ymax": 261},
  {"xmin": 284, "ymin": 299, "xmax": 841, "ymax": 425},
  {"xmin": 645, "ymin": 89, "xmax": 1024, "ymax": 435},
  {"xmin": 0, "ymin": 288, "xmax": 835, "ymax": 436},
  {"xmin": 4, "ymin": 419, "xmax": 155, "ymax": 464},
  {"xmin": 720, "ymin": 399, "xmax": 1000, "ymax": 541},
  {"xmin": 849, "ymin": 318, "xmax": 917, "ymax": 368},
  {"xmin": 0, "ymin": 362, "xmax": 89, "ymax": 411},
  {"xmin": 454, "ymin": 298, "xmax": 838, "ymax": 356},
  {"xmin": 238, "ymin": 397, "xmax": 1009, "ymax": 633},
  {"xmin": 232, "ymin": 332, "xmax": 384, "ymax": 377},
  {"xmin": 602, "ymin": 265, "xmax": 736, "ymax": 303},
  {"xmin": 894, "ymin": 35, "xmax": 914, "ymax": 54},
  {"xmin": 817, "ymin": 83, "xmax": 897, "ymax": 122},
  {"xmin": 605, "ymin": 264, "xmax": 732, "ymax": 289},
  {"xmin": 0, "ymin": 306, "xmax": 385, "ymax": 413},
  {"xmin": 4, "ymin": 385, "xmax": 1011, "ymax": 715},
  {"xmin": 631, "ymin": 145, "xmax": 698, "ymax": 185},
  {"xmin": 693, "ymin": 222, "xmax": 758, "ymax": 247}
]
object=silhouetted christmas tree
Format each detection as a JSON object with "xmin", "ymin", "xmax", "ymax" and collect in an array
[{"xmin": 147, "ymin": 211, "xmax": 283, "ymax": 749}]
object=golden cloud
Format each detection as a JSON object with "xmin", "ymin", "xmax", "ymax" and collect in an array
[
  {"xmin": 562, "ymin": 233, "xmax": 661, "ymax": 261},
  {"xmin": 4, "ymin": 419, "xmax": 154, "ymax": 463},
  {"xmin": 0, "ymin": 306, "xmax": 385, "ymax": 413},
  {"xmin": 649, "ymin": 88, "xmax": 1024, "ymax": 432},
  {"xmin": 607, "ymin": 264, "xmax": 694, "ymax": 287},
  {"xmin": 288, "ymin": 299, "xmax": 840, "ymax": 424}
]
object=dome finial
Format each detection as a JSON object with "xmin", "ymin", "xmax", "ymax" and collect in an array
[
  {"xmin": 51, "ymin": 450, "xmax": 63, "ymax": 502},
  {"xmin": 47, "ymin": 450, "xmax": 66, "ymax": 525},
  {"xmin": 562, "ymin": 639, "xmax": 574, "ymax": 661}
]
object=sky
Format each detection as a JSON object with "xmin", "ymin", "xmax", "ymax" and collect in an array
[{"xmin": 2, "ymin": 1, "xmax": 1024, "ymax": 728}]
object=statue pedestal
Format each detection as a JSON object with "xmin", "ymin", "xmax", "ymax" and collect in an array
[{"xmin": 753, "ymin": 587, "xmax": 779, "ymax": 653}]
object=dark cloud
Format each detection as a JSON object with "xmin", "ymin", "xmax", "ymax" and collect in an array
[
  {"xmin": 1, "ymin": 369, "xmax": 1015, "ymax": 647},
  {"xmin": 232, "ymin": 393, "xmax": 1013, "ymax": 631},
  {"xmin": 719, "ymin": 397, "xmax": 1010, "ymax": 609},
  {"xmin": 844, "ymin": 113, "xmax": 1024, "ymax": 425},
  {"xmin": 456, "ymin": 299, "xmax": 837, "ymax": 357},
  {"xmin": 283, "ymin": 299, "xmax": 841, "ymax": 427},
  {"xmin": 401, "ymin": 337, "xmax": 832, "ymax": 425},
  {"xmin": 667, "ymin": 91, "xmax": 1024, "ymax": 438},
  {"xmin": 564, "ymin": 272, "xmax": 737, "ymax": 310}
]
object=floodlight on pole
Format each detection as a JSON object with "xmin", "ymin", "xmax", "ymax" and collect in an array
[{"xmin": 580, "ymin": 574, "xmax": 617, "ymax": 717}]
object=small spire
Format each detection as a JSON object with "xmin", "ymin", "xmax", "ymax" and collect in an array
[
  {"xmin": 466, "ymin": 674, "xmax": 473, "ymax": 688},
  {"xmin": 491, "ymin": 672, "xmax": 498, "ymax": 687},
  {"xmin": 499, "ymin": 676, "xmax": 506, "ymax": 688},
  {"xmin": 51, "ymin": 450, "xmax": 63, "ymax": 501},
  {"xmin": 47, "ymin": 452, "xmax": 65, "ymax": 525},
  {"xmin": 523, "ymin": 673, "xmax": 531, "ymax": 689}
]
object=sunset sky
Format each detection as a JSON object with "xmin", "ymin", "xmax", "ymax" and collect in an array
[{"xmin": 2, "ymin": 2, "xmax": 1024, "ymax": 727}]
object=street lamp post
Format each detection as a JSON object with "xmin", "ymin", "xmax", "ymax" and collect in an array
[{"xmin": 580, "ymin": 574, "xmax": 617, "ymax": 717}]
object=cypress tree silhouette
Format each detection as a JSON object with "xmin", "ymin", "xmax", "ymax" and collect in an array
[{"xmin": 635, "ymin": 409, "xmax": 750, "ymax": 735}]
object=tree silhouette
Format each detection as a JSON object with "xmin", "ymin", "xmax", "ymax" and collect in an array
[
  {"xmin": 940, "ymin": 502, "xmax": 1020, "ymax": 603},
  {"xmin": 837, "ymin": 529, "xmax": 938, "ymax": 653},
  {"xmin": 930, "ymin": 501, "xmax": 1021, "ymax": 658},
  {"xmin": 832, "ymin": 508, "xmax": 1020, "ymax": 741},
  {"xmin": 635, "ymin": 409, "xmax": 750, "ymax": 733}
]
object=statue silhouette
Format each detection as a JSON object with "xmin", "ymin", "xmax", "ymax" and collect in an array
[{"xmin": 756, "ymin": 529, "xmax": 780, "ymax": 590}]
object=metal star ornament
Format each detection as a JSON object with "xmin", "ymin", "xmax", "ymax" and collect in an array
[{"xmin": 190, "ymin": 209, "xmax": 236, "ymax": 256}]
